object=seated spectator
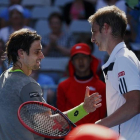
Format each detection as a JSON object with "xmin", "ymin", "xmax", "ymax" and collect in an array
[
  {"xmin": 42, "ymin": 12, "xmax": 75, "ymax": 57},
  {"xmin": 63, "ymin": 0, "xmax": 95, "ymax": 26},
  {"xmin": 57, "ymin": 43, "xmax": 106, "ymax": 126},
  {"xmin": 0, "ymin": 5, "xmax": 34, "ymax": 44},
  {"xmin": 0, "ymin": 0, "xmax": 31, "ymax": 28},
  {"xmin": 0, "ymin": 39, "xmax": 7, "ymax": 74}
]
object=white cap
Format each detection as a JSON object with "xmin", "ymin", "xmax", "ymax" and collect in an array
[{"xmin": 9, "ymin": 4, "xmax": 24, "ymax": 14}]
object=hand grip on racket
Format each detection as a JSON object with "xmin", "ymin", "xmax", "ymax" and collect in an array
[{"xmin": 18, "ymin": 101, "xmax": 76, "ymax": 139}]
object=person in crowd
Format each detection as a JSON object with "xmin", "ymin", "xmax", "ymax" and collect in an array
[
  {"xmin": 57, "ymin": 43, "xmax": 106, "ymax": 126},
  {"xmin": 62, "ymin": 0, "xmax": 95, "ymax": 26},
  {"xmin": 42, "ymin": 12, "xmax": 75, "ymax": 57},
  {"xmin": 0, "ymin": 0, "xmax": 31, "ymax": 28},
  {"xmin": 88, "ymin": 5, "xmax": 140, "ymax": 140},
  {"xmin": 0, "ymin": 4, "xmax": 34, "ymax": 44},
  {"xmin": 41, "ymin": 12, "xmax": 76, "ymax": 84}
]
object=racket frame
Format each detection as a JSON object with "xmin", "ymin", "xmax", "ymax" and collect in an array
[{"xmin": 18, "ymin": 101, "xmax": 76, "ymax": 139}]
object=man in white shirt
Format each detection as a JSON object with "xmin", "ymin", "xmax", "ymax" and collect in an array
[{"xmin": 88, "ymin": 5, "xmax": 140, "ymax": 140}]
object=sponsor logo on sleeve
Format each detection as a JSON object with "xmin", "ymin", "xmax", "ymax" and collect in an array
[
  {"xmin": 29, "ymin": 92, "xmax": 40, "ymax": 98},
  {"xmin": 118, "ymin": 71, "xmax": 125, "ymax": 77}
]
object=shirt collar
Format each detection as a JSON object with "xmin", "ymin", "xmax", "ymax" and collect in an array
[{"xmin": 102, "ymin": 42, "xmax": 126, "ymax": 69}]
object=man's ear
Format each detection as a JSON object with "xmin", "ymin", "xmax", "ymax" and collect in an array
[
  {"xmin": 17, "ymin": 49, "xmax": 24, "ymax": 59},
  {"xmin": 103, "ymin": 23, "xmax": 110, "ymax": 34}
]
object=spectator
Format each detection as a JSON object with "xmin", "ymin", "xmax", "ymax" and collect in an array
[
  {"xmin": 42, "ymin": 12, "xmax": 75, "ymax": 57},
  {"xmin": 63, "ymin": 0, "xmax": 95, "ymax": 26},
  {"xmin": 0, "ymin": 5, "xmax": 34, "ymax": 44},
  {"xmin": 57, "ymin": 43, "xmax": 106, "ymax": 126},
  {"xmin": 0, "ymin": 0, "xmax": 31, "ymax": 28},
  {"xmin": 41, "ymin": 12, "xmax": 76, "ymax": 84}
]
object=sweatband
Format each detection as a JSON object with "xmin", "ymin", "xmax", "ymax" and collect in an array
[{"xmin": 67, "ymin": 103, "xmax": 89, "ymax": 123}]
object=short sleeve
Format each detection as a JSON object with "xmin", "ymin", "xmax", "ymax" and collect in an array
[
  {"xmin": 116, "ymin": 56, "xmax": 140, "ymax": 94},
  {"xmin": 20, "ymin": 82, "xmax": 46, "ymax": 102}
]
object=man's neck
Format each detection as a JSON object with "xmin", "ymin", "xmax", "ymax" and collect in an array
[
  {"xmin": 107, "ymin": 38, "xmax": 123, "ymax": 55},
  {"xmin": 12, "ymin": 65, "xmax": 32, "ymax": 76}
]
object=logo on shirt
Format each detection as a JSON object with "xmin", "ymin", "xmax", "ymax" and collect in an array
[
  {"xmin": 118, "ymin": 71, "xmax": 125, "ymax": 77},
  {"xmin": 29, "ymin": 92, "xmax": 39, "ymax": 98}
]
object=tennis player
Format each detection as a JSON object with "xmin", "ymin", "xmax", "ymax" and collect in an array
[
  {"xmin": 88, "ymin": 5, "xmax": 140, "ymax": 140},
  {"xmin": 0, "ymin": 29, "xmax": 102, "ymax": 140}
]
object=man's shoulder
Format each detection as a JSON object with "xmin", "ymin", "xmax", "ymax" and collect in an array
[
  {"xmin": 10, "ymin": 72, "xmax": 37, "ymax": 86},
  {"xmin": 115, "ymin": 48, "xmax": 138, "ymax": 64}
]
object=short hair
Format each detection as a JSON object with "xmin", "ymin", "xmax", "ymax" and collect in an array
[
  {"xmin": 88, "ymin": 5, "xmax": 127, "ymax": 38},
  {"xmin": 6, "ymin": 28, "xmax": 41, "ymax": 65}
]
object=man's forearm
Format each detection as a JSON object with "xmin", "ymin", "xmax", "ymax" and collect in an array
[{"xmin": 96, "ymin": 102, "xmax": 139, "ymax": 128}]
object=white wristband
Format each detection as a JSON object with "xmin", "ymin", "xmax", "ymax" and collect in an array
[{"xmin": 95, "ymin": 119, "xmax": 101, "ymax": 124}]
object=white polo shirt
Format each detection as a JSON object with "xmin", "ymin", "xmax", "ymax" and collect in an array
[{"xmin": 102, "ymin": 42, "xmax": 140, "ymax": 140}]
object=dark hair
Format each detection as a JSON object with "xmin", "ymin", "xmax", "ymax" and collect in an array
[
  {"xmin": 88, "ymin": 5, "xmax": 127, "ymax": 38},
  {"xmin": 48, "ymin": 12, "xmax": 63, "ymax": 23},
  {"xmin": 6, "ymin": 28, "xmax": 41, "ymax": 65}
]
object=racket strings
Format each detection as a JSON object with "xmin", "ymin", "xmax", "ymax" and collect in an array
[{"xmin": 19, "ymin": 103, "xmax": 71, "ymax": 137}]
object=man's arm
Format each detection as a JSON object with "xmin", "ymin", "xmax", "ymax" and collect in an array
[
  {"xmin": 64, "ymin": 86, "xmax": 102, "ymax": 123},
  {"xmin": 96, "ymin": 90, "xmax": 140, "ymax": 127}
]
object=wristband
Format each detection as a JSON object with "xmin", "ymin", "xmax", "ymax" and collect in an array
[
  {"xmin": 67, "ymin": 103, "xmax": 89, "ymax": 123},
  {"xmin": 95, "ymin": 119, "xmax": 101, "ymax": 124}
]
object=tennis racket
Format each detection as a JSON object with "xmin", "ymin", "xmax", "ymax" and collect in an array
[{"xmin": 18, "ymin": 101, "xmax": 76, "ymax": 139}]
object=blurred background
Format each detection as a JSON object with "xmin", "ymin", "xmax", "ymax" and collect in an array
[{"xmin": 0, "ymin": 1, "xmax": 140, "ymax": 135}]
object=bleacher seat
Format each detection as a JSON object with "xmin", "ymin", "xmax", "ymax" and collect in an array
[
  {"xmin": 68, "ymin": 20, "xmax": 91, "ymax": 34},
  {"xmin": 54, "ymin": 0, "xmax": 74, "ymax": 7},
  {"xmin": 0, "ymin": 6, "xmax": 7, "ymax": 13},
  {"xmin": 0, "ymin": 0, "xmax": 9, "ymax": 6},
  {"xmin": 34, "ymin": 19, "xmax": 67, "ymax": 37},
  {"xmin": 40, "ymin": 57, "xmax": 69, "ymax": 72},
  {"xmin": 22, "ymin": 0, "xmax": 51, "ymax": 6},
  {"xmin": 31, "ymin": 6, "xmax": 61, "ymax": 19},
  {"xmin": 34, "ymin": 19, "xmax": 50, "ymax": 36}
]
